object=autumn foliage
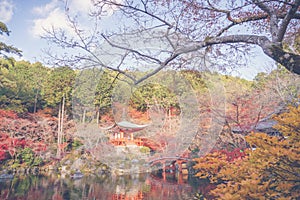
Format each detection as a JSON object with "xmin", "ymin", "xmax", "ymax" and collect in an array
[
  {"xmin": 193, "ymin": 148, "xmax": 246, "ymax": 183},
  {"xmin": 193, "ymin": 101, "xmax": 300, "ymax": 199},
  {"xmin": 0, "ymin": 110, "xmax": 57, "ymax": 165}
]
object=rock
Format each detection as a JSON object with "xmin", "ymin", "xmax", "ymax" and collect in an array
[
  {"xmin": 71, "ymin": 171, "xmax": 84, "ymax": 179},
  {"xmin": 0, "ymin": 173, "xmax": 14, "ymax": 179}
]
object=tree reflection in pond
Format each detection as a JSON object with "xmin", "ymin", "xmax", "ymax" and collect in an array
[{"xmin": 0, "ymin": 173, "xmax": 214, "ymax": 200}]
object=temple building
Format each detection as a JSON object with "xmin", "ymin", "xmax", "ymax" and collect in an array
[{"xmin": 110, "ymin": 120, "xmax": 149, "ymax": 146}]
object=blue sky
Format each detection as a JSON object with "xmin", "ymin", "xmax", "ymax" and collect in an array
[
  {"xmin": 1, "ymin": 0, "xmax": 52, "ymax": 62},
  {"xmin": 1, "ymin": 0, "xmax": 47, "ymax": 62},
  {"xmin": 0, "ymin": 0, "xmax": 275, "ymax": 80},
  {"xmin": 1, "ymin": 0, "xmax": 94, "ymax": 62}
]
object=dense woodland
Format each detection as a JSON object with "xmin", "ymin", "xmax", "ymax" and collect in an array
[
  {"xmin": 0, "ymin": 55, "xmax": 299, "ymax": 198},
  {"xmin": 1, "ymin": 0, "xmax": 300, "ymax": 198}
]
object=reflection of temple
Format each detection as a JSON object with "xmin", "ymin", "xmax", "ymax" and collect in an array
[
  {"xmin": 112, "ymin": 191, "xmax": 144, "ymax": 200},
  {"xmin": 109, "ymin": 121, "xmax": 148, "ymax": 146},
  {"xmin": 111, "ymin": 173, "xmax": 193, "ymax": 200},
  {"xmin": 0, "ymin": 172, "xmax": 216, "ymax": 200}
]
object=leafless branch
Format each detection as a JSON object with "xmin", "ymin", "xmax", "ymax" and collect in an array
[
  {"xmin": 43, "ymin": 0, "xmax": 300, "ymax": 79},
  {"xmin": 277, "ymin": 0, "xmax": 300, "ymax": 41}
]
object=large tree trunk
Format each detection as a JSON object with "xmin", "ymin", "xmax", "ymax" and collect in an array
[
  {"xmin": 168, "ymin": 107, "xmax": 172, "ymax": 131},
  {"xmin": 262, "ymin": 43, "xmax": 300, "ymax": 75},
  {"xmin": 57, "ymin": 102, "xmax": 62, "ymax": 158},
  {"xmin": 60, "ymin": 95, "xmax": 65, "ymax": 152},
  {"xmin": 96, "ymin": 106, "xmax": 100, "ymax": 124},
  {"xmin": 33, "ymin": 89, "xmax": 38, "ymax": 113},
  {"xmin": 82, "ymin": 108, "xmax": 86, "ymax": 124},
  {"xmin": 188, "ymin": 35, "xmax": 300, "ymax": 76},
  {"xmin": 56, "ymin": 95, "xmax": 65, "ymax": 158}
]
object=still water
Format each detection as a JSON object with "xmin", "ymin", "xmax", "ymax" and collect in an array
[{"xmin": 0, "ymin": 172, "xmax": 215, "ymax": 200}]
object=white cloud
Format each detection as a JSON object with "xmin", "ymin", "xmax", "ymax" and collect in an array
[
  {"xmin": 0, "ymin": 0, "xmax": 14, "ymax": 23},
  {"xmin": 31, "ymin": 7, "xmax": 70, "ymax": 38},
  {"xmin": 30, "ymin": 0, "xmax": 121, "ymax": 38},
  {"xmin": 32, "ymin": 0, "xmax": 59, "ymax": 17},
  {"xmin": 69, "ymin": 0, "xmax": 93, "ymax": 14},
  {"xmin": 30, "ymin": 0, "xmax": 93, "ymax": 38}
]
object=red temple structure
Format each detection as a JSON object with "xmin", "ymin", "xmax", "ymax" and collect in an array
[{"xmin": 109, "ymin": 120, "xmax": 149, "ymax": 146}]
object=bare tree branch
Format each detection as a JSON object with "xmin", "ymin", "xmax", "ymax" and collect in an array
[
  {"xmin": 42, "ymin": 0, "xmax": 300, "ymax": 80},
  {"xmin": 277, "ymin": 0, "xmax": 300, "ymax": 41},
  {"xmin": 252, "ymin": 0, "xmax": 273, "ymax": 15}
]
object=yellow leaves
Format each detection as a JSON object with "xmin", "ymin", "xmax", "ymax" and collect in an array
[
  {"xmin": 194, "ymin": 172, "xmax": 209, "ymax": 179},
  {"xmin": 273, "ymin": 104, "xmax": 300, "ymax": 143},
  {"xmin": 246, "ymin": 132, "xmax": 281, "ymax": 148},
  {"xmin": 211, "ymin": 176, "xmax": 274, "ymax": 200},
  {"xmin": 193, "ymin": 151, "xmax": 228, "ymax": 181},
  {"xmin": 211, "ymin": 179, "xmax": 269, "ymax": 200},
  {"xmin": 276, "ymin": 182, "xmax": 293, "ymax": 192},
  {"xmin": 194, "ymin": 103, "xmax": 300, "ymax": 199},
  {"xmin": 210, "ymin": 183, "xmax": 239, "ymax": 200}
]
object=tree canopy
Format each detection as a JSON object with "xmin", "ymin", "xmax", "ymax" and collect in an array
[
  {"xmin": 44, "ymin": 0, "xmax": 300, "ymax": 84},
  {"xmin": 193, "ymin": 98, "xmax": 300, "ymax": 199},
  {"xmin": 0, "ymin": 22, "xmax": 22, "ymax": 58}
]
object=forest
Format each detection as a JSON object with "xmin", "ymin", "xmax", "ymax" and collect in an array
[
  {"xmin": 0, "ymin": 55, "xmax": 299, "ymax": 199},
  {"xmin": 1, "ymin": 0, "xmax": 300, "ymax": 199}
]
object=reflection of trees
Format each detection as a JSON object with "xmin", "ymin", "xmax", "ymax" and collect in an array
[
  {"xmin": 0, "ymin": 176, "xmax": 54, "ymax": 200},
  {"xmin": 0, "ymin": 174, "xmax": 213, "ymax": 199}
]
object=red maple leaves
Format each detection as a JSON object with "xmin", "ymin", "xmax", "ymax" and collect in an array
[{"xmin": 0, "ymin": 110, "xmax": 48, "ymax": 162}]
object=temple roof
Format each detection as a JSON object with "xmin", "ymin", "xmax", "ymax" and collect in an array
[{"xmin": 117, "ymin": 121, "xmax": 149, "ymax": 129}]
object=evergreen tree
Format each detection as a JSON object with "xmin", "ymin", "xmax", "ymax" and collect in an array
[{"xmin": 0, "ymin": 22, "xmax": 22, "ymax": 57}]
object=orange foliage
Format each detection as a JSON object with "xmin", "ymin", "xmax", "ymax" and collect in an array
[
  {"xmin": 0, "ymin": 109, "xmax": 17, "ymax": 119},
  {"xmin": 193, "ymin": 151, "xmax": 228, "ymax": 182},
  {"xmin": 194, "ymin": 102, "xmax": 300, "ymax": 199},
  {"xmin": 129, "ymin": 108, "xmax": 150, "ymax": 123},
  {"xmin": 193, "ymin": 148, "xmax": 246, "ymax": 183}
]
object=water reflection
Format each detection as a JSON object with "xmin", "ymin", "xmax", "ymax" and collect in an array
[{"xmin": 0, "ymin": 172, "xmax": 214, "ymax": 200}]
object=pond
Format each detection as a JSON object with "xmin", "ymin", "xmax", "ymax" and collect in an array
[{"xmin": 0, "ymin": 172, "xmax": 215, "ymax": 200}]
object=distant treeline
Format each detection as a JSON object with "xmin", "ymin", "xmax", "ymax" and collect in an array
[{"xmin": 0, "ymin": 57, "xmax": 298, "ymax": 122}]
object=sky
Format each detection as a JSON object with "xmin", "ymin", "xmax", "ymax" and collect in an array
[
  {"xmin": 0, "ymin": 0, "xmax": 95, "ymax": 62},
  {"xmin": 0, "ymin": 0, "xmax": 276, "ymax": 80}
]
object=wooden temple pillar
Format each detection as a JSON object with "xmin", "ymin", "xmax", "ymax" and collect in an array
[
  {"xmin": 162, "ymin": 161, "xmax": 166, "ymax": 181},
  {"xmin": 177, "ymin": 172, "xmax": 183, "ymax": 184},
  {"xmin": 177, "ymin": 160, "xmax": 183, "ymax": 172},
  {"xmin": 130, "ymin": 132, "xmax": 133, "ymax": 141}
]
